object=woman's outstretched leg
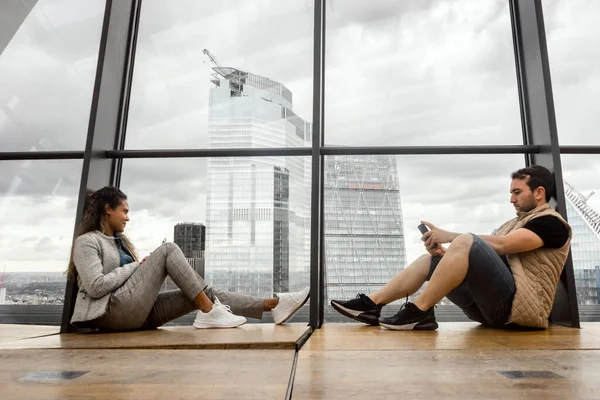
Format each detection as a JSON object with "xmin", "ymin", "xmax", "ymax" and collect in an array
[{"xmin": 95, "ymin": 242, "xmax": 245, "ymax": 331}]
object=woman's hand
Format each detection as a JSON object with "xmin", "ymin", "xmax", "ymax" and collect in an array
[{"xmin": 140, "ymin": 252, "xmax": 152, "ymax": 265}]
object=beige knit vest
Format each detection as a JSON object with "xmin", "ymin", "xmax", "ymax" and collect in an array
[{"xmin": 493, "ymin": 204, "xmax": 572, "ymax": 329}]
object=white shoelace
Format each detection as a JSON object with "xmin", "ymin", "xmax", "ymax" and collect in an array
[{"xmin": 213, "ymin": 299, "xmax": 233, "ymax": 314}]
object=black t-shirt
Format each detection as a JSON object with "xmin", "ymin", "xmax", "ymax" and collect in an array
[
  {"xmin": 522, "ymin": 215, "xmax": 569, "ymax": 249},
  {"xmin": 500, "ymin": 215, "xmax": 569, "ymax": 267}
]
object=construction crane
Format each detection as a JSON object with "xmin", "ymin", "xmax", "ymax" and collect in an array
[
  {"xmin": 203, "ymin": 48, "xmax": 225, "ymax": 87},
  {"xmin": 202, "ymin": 48, "xmax": 223, "ymax": 69},
  {"xmin": 202, "ymin": 48, "xmax": 247, "ymax": 96}
]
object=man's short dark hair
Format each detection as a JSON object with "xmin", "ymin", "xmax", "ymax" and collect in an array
[{"xmin": 511, "ymin": 165, "xmax": 555, "ymax": 202}]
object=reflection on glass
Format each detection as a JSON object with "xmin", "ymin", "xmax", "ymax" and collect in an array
[
  {"xmin": 325, "ymin": 0, "xmax": 521, "ymax": 146},
  {"xmin": 0, "ymin": 160, "xmax": 81, "ymax": 323},
  {"xmin": 0, "ymin": 0, "xmax": 104, "ymax": 151},
  {"xmin": 544, "ymin": 0, "xmax": 600, "ymax": 145},
  {"xmin": 120, "ymin": 157, "xmax": 311, "ymax": 306},
  {"xmin": 126, "ymin": 0, "xmax": 313, "ymax": 149}
]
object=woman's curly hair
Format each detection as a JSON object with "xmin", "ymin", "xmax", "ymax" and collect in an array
[{"xmin": 66, "ymin": 187, "xmax": 137, "ymax": 277}]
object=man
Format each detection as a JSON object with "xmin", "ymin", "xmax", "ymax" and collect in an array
[{"xmin": 331, "ymin": 165, "xmax": 572, "ymax": 330}]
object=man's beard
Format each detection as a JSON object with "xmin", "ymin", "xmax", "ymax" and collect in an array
[{"xmin": 517, "ymin": 196, "xmax": 537, "ymax": 213}]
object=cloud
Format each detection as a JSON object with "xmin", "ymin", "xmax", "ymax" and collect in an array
[
  {"xmin": 0, "ymin": 0, "xmax": 103, "ymax": 152},
  {"xmin": 0, "ymin": 0, "xmax": 598, "ymax": 274},
  {"xmin": 0, "ymin": 195, "xmax": 76, "ymax": 272},
  {"xmin": 544, "ymin": 0, "xmax": 600, "ymax": 145},
  {"xmin": 324, "ymin": 0, "xmax": 521, "ymax": 147}
]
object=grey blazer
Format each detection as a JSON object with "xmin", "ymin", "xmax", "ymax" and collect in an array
[{"xmin": 70, "ymin": 231, "xmax": 139, "ymax": 327}]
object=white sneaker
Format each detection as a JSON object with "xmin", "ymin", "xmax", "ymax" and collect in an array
[
  {"xmin": 193, "ymin": 298, "xmax": 247, "ymax": 329},
  {"xmin": 272, "ymin": 287, "xmax": 310, "ymax": 325}
]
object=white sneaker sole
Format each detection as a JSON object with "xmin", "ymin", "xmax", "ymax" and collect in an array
[
  {"xmin": 273, "ymin": 291, "xmax": 310, "ymax": 325},
  {"xmin": 330, "ymin": 301, "xmax": 363, "ymax": 317},
  {"xmin": 379, "ymin": 318, "xmax": 438, "ymax": 331},
  {"xmin": 379, "ymin": 321, "xmax": 419, "ymax": 330},
  {"xmin": 330, "ymin": 301, "xmax": 380, "ymax": 325},
  {"xmin": 193, "ymin": 319, "xmax": 247, "ymax": 329}
]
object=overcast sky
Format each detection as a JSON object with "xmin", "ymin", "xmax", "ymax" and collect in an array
[{"xmin": 0, "ymin": 0, "xmax": 599, "ymax": 273}]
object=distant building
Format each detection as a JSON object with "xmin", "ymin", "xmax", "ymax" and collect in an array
[
  {"xmin": 324, "ymin": 155, "xmax": 406, "ymax": 301},
  {"xmin": 564, "ymin": 181, "xmax": 600, "ymax": 305},
  {"xmin": 0, "ymin": 287, "xmax": 5, "ymax": 305},
  {"xmin": 204, "ymin": 66, "xmax": 311, "ymax": 298},
  {"xmin": 174, "ymin": 223, "xmax": 205, "ymax": 258}
]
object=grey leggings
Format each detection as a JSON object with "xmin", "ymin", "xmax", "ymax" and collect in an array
[{"xmin": 94, "ymin": 242, "xmax": 264, "ymax": 331}]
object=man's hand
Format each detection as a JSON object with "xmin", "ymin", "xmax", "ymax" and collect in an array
[
  {"xmin": 421, "ymin": 221, "xmax": 460, "ymax": 247},
  {"xmin": 425, "ymin": 242, "xmax": 446, "ymax": 257}
]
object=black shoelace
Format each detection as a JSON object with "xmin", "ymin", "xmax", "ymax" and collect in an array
[
  {"xmin": 399, "ymin": 294, "xmax": 410, "ymax": 311},
  {"xmin": 356, "ymin": 293, "xmax": 368, "ymax": 300}
]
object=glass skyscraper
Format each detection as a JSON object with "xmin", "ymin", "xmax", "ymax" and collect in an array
[
  {"xmin": 204, "ymin": 67, "xmax": 311, "ymax": 298},
  {"xmin": 324, "ymin": 155, "xmax": 407, "ymax": 301},
  {"xmin": 564, "ymin": 181, "xmax": 600, "ymax": 305}
]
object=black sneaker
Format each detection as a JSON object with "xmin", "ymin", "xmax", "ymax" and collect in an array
[
  {"xmin": 330, "ymin": 293, "xmax": 383, "ymax": 325},
  {"xmin": 379, "ymin": 301, "xmax": 438, "ymax": 330}
]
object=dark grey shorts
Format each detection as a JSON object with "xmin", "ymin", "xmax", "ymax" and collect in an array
[{"xmin": 428, "ymin": 234, "xmax": 516, "ymax": 327}]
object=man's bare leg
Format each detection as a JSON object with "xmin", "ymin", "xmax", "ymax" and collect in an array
[
  {"xmin": 369, "ymin": 253, "xmax": 432, "ymax": 305},
  {"xmin": 413, "ymin": 234, "xmax": 473, "ymax": 311}
]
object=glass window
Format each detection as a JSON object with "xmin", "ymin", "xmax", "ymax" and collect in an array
[
  {"xmin": 324, "ymin": 154, "xmax": 525, "ymax": 322},
  {"xmin": 119, "ymin": 156, "xmax": 311, "ymax": 322},
  {"xmin": 0, "ymin": 160, "xmax": 82, "ymax": 324},
  {"xmin": 125, "ymin": 0, "xmax": 313, "ymax": 149},
  {"xmin": 0, "ymin": 0, "xmax": 105, "ymax": 152},
  {"xmin": 545, "ymin": 0, "xmax": 600, "ymax": 145},
  {"xmin": 560, "ymin": 155, "xmax": 600, "ymax": 309},
  {"xmin": 324, "ymin": 0, "xmax": 522, "ymax": 146}
]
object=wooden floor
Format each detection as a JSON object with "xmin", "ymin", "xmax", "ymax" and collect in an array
[
  {"xmin": 294, "ymin": 323, "xmax": 600, "ymax": 400},
  {"xmin": 0, "ymin": 324, "xmax": 59, "ymax": 345},
  {"xmin": 1, "ymin": 349, "xmax": 294, "ymax": 400},
  {"xmin": 0, "ymin": 323, "xmax": 310, "ymax": 350},
  {"xmin": 3, "ymin": 322, "xmax": 600, "ymax": 399},
  {"xmin": 302, "ymin": 322, "xmax": 600, "ymax": 351}
]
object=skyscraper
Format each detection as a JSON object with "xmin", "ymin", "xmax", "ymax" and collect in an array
[
  {"xmin": 324, "ymin": 155, "xmax": 407, "ymax": 301},
  {"xmin": 174, "ymin": 223, "xmax": 205, "ymax": 258},
  {"xmin": 564, "ymin": 181, "xmax": 600, "ymax": 305},
  {"xmin": 204, "ymin": 66, "xmax": 311, "ymax": 298}
]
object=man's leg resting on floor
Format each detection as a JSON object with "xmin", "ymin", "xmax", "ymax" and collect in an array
[{"xmin": 369, "ymin": 253, "xmax": 432, "ymax": 305}]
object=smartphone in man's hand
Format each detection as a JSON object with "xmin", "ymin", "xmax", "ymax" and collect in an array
[{"xmin": 418, "ymin": 223, "xmax": 438, "ymax": 248}]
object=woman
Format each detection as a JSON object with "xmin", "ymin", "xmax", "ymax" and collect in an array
[{"xmin": 68, "ymin": 186, "xmax": 309, "ymax": 332}]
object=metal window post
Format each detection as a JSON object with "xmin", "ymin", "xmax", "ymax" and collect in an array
[
  {"xmin": 510, "ymin": 0, "xmax": 580, "ymax": 327},
  {"xmin": 60, "ymin": 0, "xmax": 141, "ymax": 332},
  {"xmin": 310, "ymin": 0, "xmax": 325, "ymax": 328}
]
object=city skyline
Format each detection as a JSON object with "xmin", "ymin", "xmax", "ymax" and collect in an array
[
  {"xmin": 4, "ymin": 178, "xmax": 600, "ymax": 307},
  {"xmin": 1, "ymin": 0, "xmax": 598, "ymax": 284}
]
